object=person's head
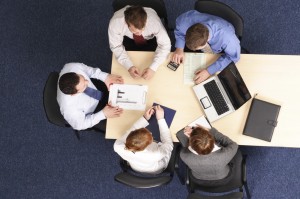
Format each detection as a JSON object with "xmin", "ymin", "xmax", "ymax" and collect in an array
[
  {"xmin": 189, "ymin": 127, "xmax": 215, "ymax": 155},
  {"xmin": 124, "ymin": 6, "xmax": 147, "ymax": 35},
  {"xmin": 186, "ymin": 23, "xmax": 209, "ymax": 51},
  {"xmin": 125, "ymin": 128, "xmax": 153, "ymax": 152},
  {"xmin": 58, "ymin": 72, "xmax": 88, "ymax": 95}
]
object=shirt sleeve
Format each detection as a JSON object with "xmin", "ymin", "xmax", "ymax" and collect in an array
[
  {"xmin": 79, "ymin": 63, "xmax": 109, "ymax": 82},
  {"xmin": 148, "ymin": 18, "xmax": 171, "ymax": 71},
  {"xmin": 210, "ymin": 127, "xmax": 238, "ymax": 163},
  {"xmin": 207, "ymin": 36, "xmax": 241, "ymax": 75},
  {"xmin": 174, "ymin": 16, "xmax": 187, "ymax": 49},
  {"xmin": 63, "ymin": 108, "xmax": 106, "ymax": 130},
  {"xmin": 108, "ymin": 18, "xmax": 134, "ymax": 70},
  {"xmin": 156, "ymin": 118, "xmax": 174, "ymax": 157},
  {"xmin": 114, "ymin": 117, "xmax": 149, "ymax": 153}
]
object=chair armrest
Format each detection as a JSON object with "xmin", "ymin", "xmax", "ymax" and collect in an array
[
  {"xmin": 242, "ymin": 155, "xmax": 247, "ymax": 183},
  {"xmin": 119, "ymin": 158, "xmax": 130, "ymax": 172}
]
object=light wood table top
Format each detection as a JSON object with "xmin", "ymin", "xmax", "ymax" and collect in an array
[{"xmin": 106, "ymin": 51, "xmax": 300, "ymax": 148}]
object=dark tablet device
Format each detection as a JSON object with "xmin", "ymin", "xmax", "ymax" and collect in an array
[{"xmin": 167, "ymin": 61, "xmax": 180, "ymax": 71}]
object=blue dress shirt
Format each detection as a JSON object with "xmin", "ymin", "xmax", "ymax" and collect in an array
[{"xmin": 174, "ymin": 10, "xmax": 241, "ymax": 74}]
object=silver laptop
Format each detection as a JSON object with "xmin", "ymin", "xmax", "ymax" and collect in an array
[{"xmin": 193, "ymin": 62, "xmax": 251, "ymax": 122}]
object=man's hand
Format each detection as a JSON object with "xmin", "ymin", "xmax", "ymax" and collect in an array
[
  {"xmin": 171, "ymin": 48, "xmax": 185, "ymax": 64},
  {"xmin": 105, "ymin": 74, "xmax": 124, "ymax": 90},
  {"xmin": 141, "ymin": 68, "xmax": 155, "ymax": 80},
  {"xmin": 143, "ymin": 107, "xmax": 155, "ymax": 120},
  {"xmin": 102, "ymin": 102, "xmax": 123, "ymax": 118},
  {"xmin": 154, "ymin": 105, "xmax": 164, "ymax": 120},
  {"xmin": 128, "ymin": 66, "xmax": 141, "ymax": 79},
  {"xmin": 194, "ymin": 69, "xmax": 210, "ymax": 84}
]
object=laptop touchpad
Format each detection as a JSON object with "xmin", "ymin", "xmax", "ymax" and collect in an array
[{"xmin": 200, "ymin": 97, "xmax": 211, "ymax": 109}]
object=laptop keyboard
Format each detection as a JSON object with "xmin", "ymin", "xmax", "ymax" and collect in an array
[{"xmin": 204, "ymin": 81, "xmax": 229, "ymax": 115}]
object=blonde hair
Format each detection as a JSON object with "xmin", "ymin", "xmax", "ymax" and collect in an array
[{"xmin": 125, "ymin": 128, "xmax": 153, "ymax": 152}]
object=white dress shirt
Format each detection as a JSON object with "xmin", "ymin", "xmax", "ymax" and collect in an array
[
  {"xmin": 57, "ymin": 63, "xmax": 109, "ymax": 130},
  {"xmin": 114, "ymin": 117, "xmax": 173, "ymax": 174},
  {"xmin": 108, "ymin": 6, "xmax": 171, "ymax": 71}
]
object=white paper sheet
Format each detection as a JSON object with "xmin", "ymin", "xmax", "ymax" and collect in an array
[
  {"xmin": 187, "ymin": 115, "xmax": 211, "ymax": 129},
  {"xmin": 183, "ymin": 53, "xmax": 206, "ymax": 84},
  {"xmin": 109, "ymin": 84, "xmax": 148, "ymax": 110}
]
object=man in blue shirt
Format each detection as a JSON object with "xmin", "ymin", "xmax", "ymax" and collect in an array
[{"xmin": 171, "ymin": 10, "xmax": 240, "ymax": 84}]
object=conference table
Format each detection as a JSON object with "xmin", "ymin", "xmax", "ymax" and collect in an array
[{"xmin": 106, "ymin": 51, "xmax": 300, "ymax": 148}]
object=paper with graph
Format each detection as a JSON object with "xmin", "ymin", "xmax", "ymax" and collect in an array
[
  {"xmin": 109, "ymin": 84, "xmax": 148, "ymax": 110},
  {"xmin": 183, "ymin": 53, "xmax": 206, "ymax": 84}
]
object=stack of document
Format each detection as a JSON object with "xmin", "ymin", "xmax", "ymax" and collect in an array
[{"xmin": 183, "ymin": 53, "xmax": 206, "ymax": 84}]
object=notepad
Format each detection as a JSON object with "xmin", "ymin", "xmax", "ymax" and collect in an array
[
  {"xmin": 146, "ymin": 103, "xmax": 176, "ymax": 142},
  {"xmin": 243, "ymin": 98, "xmax": 281, "ymax": 142},
  {"xmin": 176, "ymin": 115, "xmax": 211, "ymax": 147}
]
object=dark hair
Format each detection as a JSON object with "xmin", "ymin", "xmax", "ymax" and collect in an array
[
  {"xmin": 189, "ymin": 127, "xmax": 215, "ymax": 155},
  {"xmin": 58, "ymin": 72, "xmax": 80, "ymax": 95},
  {"xmin": 186, "ymin": 23, "xmax": 209, "ymax": 51},
  {"xmin": 124, "ymin": 6, "xmax": 147, "ymax": 29},
  {"xmin": 125, "ymin": 128, "xmax": 152, "ymax": 152}
]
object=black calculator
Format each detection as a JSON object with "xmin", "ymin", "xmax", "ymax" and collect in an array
[{"xmin": 167, "ymin": 61, "xmax": 180, "ymax": 71}]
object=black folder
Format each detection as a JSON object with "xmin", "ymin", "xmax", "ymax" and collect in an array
[
  {"xmin": 243, "ymin": 98, "xmax": 281, "ymax": 142},
  {"xmin": 146, "ymin": 103, "xmax": 176, "ymax": 142}
]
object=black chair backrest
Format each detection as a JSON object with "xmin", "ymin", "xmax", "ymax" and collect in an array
[
  {"xmin": 194, "ymin": 0, "xmax": 244, "ymax": 41},
  {"xmin": 43, "ymin": 72, "xmax": 66, "ymax": 127},
  {"xmin": 112, "ymin": 0, "xmax": 169, "ymax": 29},
  {"xmin": 114, "ymin": 143, "xmax": 180, "ymax": 188},
  {"xmin": 114, "ymin": 171, "xmax": 171, "ymax": 188},
  {"xmin": 188, "ymin": 150, "xmax": 244, "ymax": 193}
]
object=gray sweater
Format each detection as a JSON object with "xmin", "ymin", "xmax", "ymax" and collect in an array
[{"xmin": 180, "ymin": 128, "xmax": 238, "ymax": 180}]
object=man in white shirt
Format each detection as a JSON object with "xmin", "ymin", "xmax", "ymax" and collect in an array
[
  {"xmin": 114, "ymin": 105, "xmax": 173, "ymax": 174},
  {"xmin": 57, "ymin": 63, "xmax": 124, "ymax": 131},
  {"xmin": 108, "ymin": 6, "xmax": 171, "ymax": 80}
]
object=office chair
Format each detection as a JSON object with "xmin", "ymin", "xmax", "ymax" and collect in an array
[
  {"xmin": 194, "ymin": 0, "xmax": 249, "ymax": 53},
  {"xmin": 187, "ymin": 192, "xmax": 243, "ymax": 199},
  {"xmin": 114, "ymin": 143, "xmax": 180, "ymax": 188},
  {"xmin": 43, "ymin": 72, "xmax": 81, "ymax": 140},
  {"xmin": 182, "ymin": 149, "xmax": 251, "ymax": 199},
  {"xmin": 112, "ymin": 0, "xmax": 171, "ymax": 31}
]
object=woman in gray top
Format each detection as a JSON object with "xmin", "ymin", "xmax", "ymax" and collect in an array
[{"xmin": 180, "ymin": 125, "xmax": 238, "ymax": 180}]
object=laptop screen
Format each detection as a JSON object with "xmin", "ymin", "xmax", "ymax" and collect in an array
[{"xmin": 218, "ymin": 62, "xmax": 251, "ymax": 109}]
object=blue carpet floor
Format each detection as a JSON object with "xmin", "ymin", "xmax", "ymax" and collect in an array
[{"xmin": 1, "ymin": 0, "xmax": 300, "ymax": 198}]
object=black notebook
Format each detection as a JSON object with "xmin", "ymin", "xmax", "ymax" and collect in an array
[{"xmin": 243, "ymin": 98, "xmax": 281, "ymax": 142}]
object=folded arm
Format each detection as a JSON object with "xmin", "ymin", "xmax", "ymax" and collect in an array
[{"xmin": 210, "ymin": 128, "xmax": 238, "ymax": 163}]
